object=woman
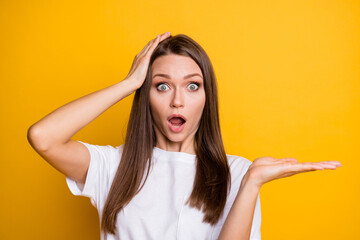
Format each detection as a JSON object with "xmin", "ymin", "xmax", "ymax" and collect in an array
[{"xmin": 27, "ymin": 32, "xmax": 342, "ymax": 240}]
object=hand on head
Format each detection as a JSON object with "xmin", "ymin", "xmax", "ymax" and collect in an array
[{"xmin": 125, "ymin": 32, "xmax": 171, "ymax": 90}]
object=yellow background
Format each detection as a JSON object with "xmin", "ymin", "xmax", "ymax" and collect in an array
[{"xmin": 1, "ymin": 0, "xmax": 359, "ymax": 239}]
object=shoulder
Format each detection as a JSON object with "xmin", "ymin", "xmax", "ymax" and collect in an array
[
  {"xmin": 114, "ymin": 144, "xmax": 125, "ymax": 157},
  {"xmin": 78, "ymin": 140, "xmax": 124, "ymax": 158},
  {"xmin": 224, "ymin": 153, "xmax": 254, "ymax": 207},
  {"xmin": 226, "ymin": 153, "xmax": 252, "ymax": 176},
  {"xmin": 109, "ymin": 144, "xmax": 125, "ymax": 172},
  {"xmin": 76, "ymin": 140, "xmax": 125, "ymax": 172}
]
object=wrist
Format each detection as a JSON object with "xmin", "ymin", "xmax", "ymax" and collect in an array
[
  {"xmin": 122, "ymin": 77, "xmax": 141, "ymax": 92},
  {"xmin": 240, "ymin": 171, "xmax": 262, "ymax": 193}
]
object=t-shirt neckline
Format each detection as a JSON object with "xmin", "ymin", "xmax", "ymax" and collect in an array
[{"xmin": 153, "ymin": 146, "xmax": 196, "ymax": 162}]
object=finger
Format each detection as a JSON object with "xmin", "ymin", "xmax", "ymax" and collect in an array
[
  {"xmin": 277, "ymin": 161, "xmax": 341, "ymax": 179},
  {"xmin": 281, "ymin": 162, "xmax": 324, "ymax": 172},
  {"xmin": 318, "ymin": 161, "xmax": 342, "ymax": 166},
  {"xmin": 136, "ymin": 32, "xmax": 170, "ymax": 58},
  {"xmin": 296, "ymin": 162, "xmax": 340, "ymax": 171},
  {"xmin": 314, "ymin": 163, "xmax": 339, "ymax": 170},
  {"xmin": 137, "ymin": 34, "xmax": 159, "ymax": 57},
  {"xmin": 159, "ymin": 31, "xmax": 171, "ymax": 41},
  {"xmin": 144, "ymin": 34, "xmax": 160, "ymax": 55},
  {"xmin": 143, "ymin": 42, "xmax": 152, "ymax": 53},
  {"xmin": 145, "ymin": 32, "xmax": 171, "ymax": 56},
  {"xmin": 301, "ymin": 162, "xmax": 328, "ymax": 169},
  {"xmin": 268, "ymin": 158, "xmax": 299, "ymax": 167},
  {"xmin": 139, "ymin": 38, "xmax": 156, "ymax": 57},
  {"xmin": 278, "ymin": 168, "xmax": 319, "ymax": 179}
]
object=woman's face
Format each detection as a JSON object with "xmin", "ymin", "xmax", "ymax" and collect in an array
[{"xmin": 149, "ymin": 54, "xmax": 205, "ymax": 151}]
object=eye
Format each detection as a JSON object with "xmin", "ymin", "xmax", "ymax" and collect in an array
[
  {"xmin": 188, "ymin": 82, "xmax": 199, "ymax": 91},
  {"xmin": 156, "ymin": 83, "xmax": 169, "ymax": 92}
]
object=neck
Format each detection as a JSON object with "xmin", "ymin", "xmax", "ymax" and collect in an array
[{"xmin": 155, "ymin": 138, "xmax": 196, "ymax": 155}]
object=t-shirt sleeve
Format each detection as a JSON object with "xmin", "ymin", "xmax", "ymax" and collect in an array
[
  {"xmin": 65, "ymin": 140, "xmax": 119, "ymax": 208},
  {"xmin": 211, "ymin": 156, "xmax": 262, "ymax": 240}
]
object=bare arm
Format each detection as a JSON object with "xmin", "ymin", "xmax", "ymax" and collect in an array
[
  {"xmin": 27, "ymin": 79, "xmax": 137, "ymax": 150},
  {"xmin": 27, "ymin": 79, "xmax": 138, "ymax": 182},
  {"xmin": 218, "ymin": 172, "xmax": 259, "ymax": 240},
  {"xmin": 27, "ymin": 32, "xmax": 171, "ymax": 183},
  {"xmin": 218, "ymin": 156, "xmax": 342, "ymax": 240}
]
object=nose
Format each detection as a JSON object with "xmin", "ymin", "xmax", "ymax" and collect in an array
[{"xmin": 170, "ymin": 88, "xmax": 184, "ymax": 108}]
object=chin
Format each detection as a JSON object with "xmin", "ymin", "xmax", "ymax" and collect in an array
[{"xmin": 166, "ymin": 134, "xmax": 185, "ymax": 143}]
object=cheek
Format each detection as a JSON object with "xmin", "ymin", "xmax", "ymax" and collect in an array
[
  {"xmin": 193, "ymin": 91, "xmax": 206, "ymax": 109},
  {"xmin": 150, "ymin": 93, "xmax": 166, "ymax": 119},
  {"xmin": 149, "ymin": 91, "xmax": 158, "ymax": 110},
  {"xmin": 189, "ymin": 93, "xmax": 206, "ymax": 119}
]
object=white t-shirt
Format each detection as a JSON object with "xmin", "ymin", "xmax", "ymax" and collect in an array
[{"xmin": 66, "ymin": 140, "xmax": 261, "ymax": 240}]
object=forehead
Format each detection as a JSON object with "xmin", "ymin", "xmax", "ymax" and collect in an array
[{"xmin": 151, "ymin": 54, "xmax": 202, "ymax": 78}]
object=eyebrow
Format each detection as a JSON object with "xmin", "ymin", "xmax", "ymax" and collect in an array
[{"xmin": 152, "ymin": 73, "xmax": 203, "ymax": 79}]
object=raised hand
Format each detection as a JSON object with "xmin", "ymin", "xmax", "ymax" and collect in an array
[
  {"xmin": 218, "ymin": 157, "xmax": 341, "ymax": 239},
  {"xmin": 125, "ymin": 32, "xmax": 171, "ymax": 90},
  {"xmin": 243, "ymin": 156, "xmax": 342, "ymax": 189}
]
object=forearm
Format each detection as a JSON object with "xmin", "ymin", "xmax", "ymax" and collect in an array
[
  {"xmin": 218, "ymin": 173, "xmax": 260, "ymax": 240},
  {"xmin": 28, "ymin": 78, "xmax": 137, "ymax": 150}
]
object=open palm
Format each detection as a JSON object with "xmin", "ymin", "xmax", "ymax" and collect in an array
[{"xmin": 246, "ymin": 156, "xmax": 342, "ymax": 188}]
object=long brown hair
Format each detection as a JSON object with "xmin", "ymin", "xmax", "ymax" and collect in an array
[{"xmin": 101, "ymin": 34, "xmax": 231, "ymax": 235}]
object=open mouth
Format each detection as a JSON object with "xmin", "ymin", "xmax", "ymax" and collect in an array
[{"xmin": 168, "ymin": 117, "xmax": 186, "ymax": 128}]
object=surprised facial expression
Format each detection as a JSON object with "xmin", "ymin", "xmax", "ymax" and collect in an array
[{"xmin": 149, "ymin": 54, "xmax": 206, "ymax": 144}]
